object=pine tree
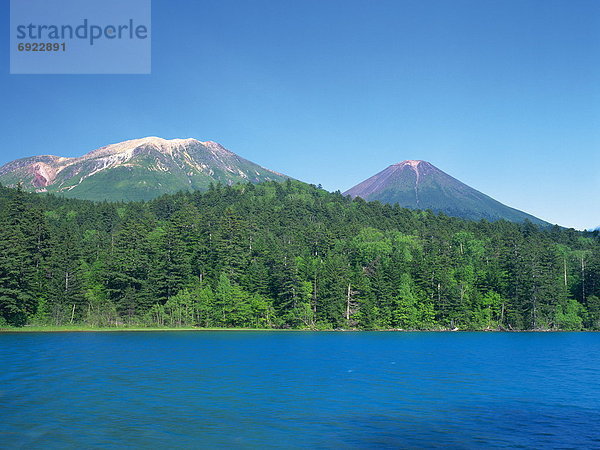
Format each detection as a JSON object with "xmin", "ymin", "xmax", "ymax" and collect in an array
[{"xmin": 0, "ymin": 189, "xmax": 48, "ymax": 325}]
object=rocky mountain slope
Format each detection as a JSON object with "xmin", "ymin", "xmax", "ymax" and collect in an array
[{"xmin": 0, "ymin": 137, "xmax": 289, "ymax": 201}]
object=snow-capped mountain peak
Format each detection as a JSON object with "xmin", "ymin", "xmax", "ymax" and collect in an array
[{"xmin": 0, "ymin": 136, "xmax": 289, "ymax": 201}]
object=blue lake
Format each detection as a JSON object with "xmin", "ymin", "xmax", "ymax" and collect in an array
[{"xmin": 1, "ymin": 331, "xmax": 600, "ymax": 448}]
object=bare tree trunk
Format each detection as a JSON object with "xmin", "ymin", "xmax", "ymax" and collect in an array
[
  {"xmin": 581, "ymin": 255, "xmax": 586, "ymax": 301},
  {"xmin": 313, "ymin": 275, "xmax": 317, "ymax": 314},
  {"xmin": 311, "ymin": 274, "xmax": 317, "ymax": 327},
  {"xmin": 532, "ymin": 294, "xmax": 538, "ymax": 330},
  {"xmin": 346, "ymin": 283, "xmax": 351, "ymax": 321}
]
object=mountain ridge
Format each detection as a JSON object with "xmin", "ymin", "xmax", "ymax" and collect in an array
[
  {"xmin": 0, "ymin": 140, "xmax": 552, "ymax": 226},
  {"xmin": 0, "ymin": 137, "xmax": 288, "ymax": 201}
]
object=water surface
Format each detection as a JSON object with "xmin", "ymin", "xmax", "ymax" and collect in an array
[{"xmin": 1, "ymin": 331, "xmax": 599, "ymax": 448}]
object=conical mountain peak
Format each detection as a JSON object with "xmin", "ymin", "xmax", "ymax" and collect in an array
[{"xmin": 344, "ymin": 160, "xmax": 548, "ymax": 225}]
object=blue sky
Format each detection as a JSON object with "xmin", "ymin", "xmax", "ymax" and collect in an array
[{"xmin": 1, "ymin": 0, "xmax": 599, "ymax": 229}]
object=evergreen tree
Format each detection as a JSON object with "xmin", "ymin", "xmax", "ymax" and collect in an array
[{"xmin": 0, "ymin": 181, "xmax": 597, "ymax": 330}]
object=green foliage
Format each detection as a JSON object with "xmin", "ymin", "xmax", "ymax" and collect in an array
[
  {"xmin": 0, "ymin": 181, "xmax": 598, "ymax": 330},
  {"xmin": 554, "ymin": 299, "xmax": 584, "ymax": 331},
  {"xmin": 585, "ymin": 295, "xmax": 600, "ymax": 330}
]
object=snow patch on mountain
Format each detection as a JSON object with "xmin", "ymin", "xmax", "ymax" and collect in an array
[
  {"xmin": 86, "ymin": 137, "xmax": 201, "ymax": 158},
  {"xmin": 393, "ymin": 160, "xmax": 423, "ymax": 168}
]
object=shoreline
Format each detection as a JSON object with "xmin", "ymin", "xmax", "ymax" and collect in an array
[{"xmin": 0, "ymin": 326, "xmax": 592, "ymax": 333}]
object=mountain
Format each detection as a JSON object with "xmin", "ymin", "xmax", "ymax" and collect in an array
[
  {"xmin": 0, "ymin": 137, "xmax": 289, "ymax": 201},
  {"xmin": 344, "ymin": 160, "xmax": 549, "ymax": 225}
]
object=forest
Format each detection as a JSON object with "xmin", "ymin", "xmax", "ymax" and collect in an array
[{"xmin": 0, "ymin": 180, "xmax": 598, "ymax": 330}]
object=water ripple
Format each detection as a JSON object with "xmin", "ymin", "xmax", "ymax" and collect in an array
[{"xmin": 1, "ymin": 331, "xmax": 599, "ymax": 448}]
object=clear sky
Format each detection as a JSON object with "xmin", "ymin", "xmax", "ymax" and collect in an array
[{"xmin": 1, "ymin": 0, "xmax": 599, "ymax": 229}]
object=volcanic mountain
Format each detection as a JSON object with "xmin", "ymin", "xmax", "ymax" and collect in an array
[
  {"xmin": 344, "ymin": 160, "xmax": 548, "ymax": 225},
  {"xmin": 0, "ymin": 137, "xmax": 289, "ymax": 201}
]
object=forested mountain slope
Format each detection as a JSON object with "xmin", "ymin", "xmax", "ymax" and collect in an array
[{"xmin": 0, "ymin": 181, "xmax": 598, "ymax": 330}]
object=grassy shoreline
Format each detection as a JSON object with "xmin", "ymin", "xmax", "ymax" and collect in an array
[
  {"xmin": 0, "ymin": 325, "xmax": 589, "ymax": 333},
  {"xmin": 0, "ymin": 325, "xmax": 290, "ymax": 333}
]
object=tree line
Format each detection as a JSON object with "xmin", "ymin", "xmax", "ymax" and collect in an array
[{"xmin": 0, "ymin": 180, "xmax": 598, "ymax": 330}]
